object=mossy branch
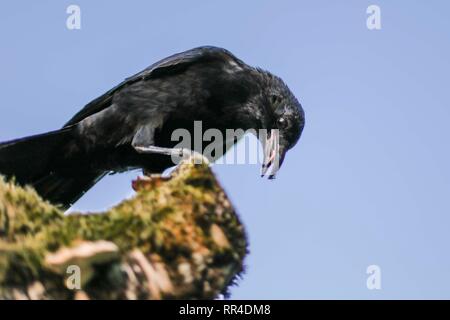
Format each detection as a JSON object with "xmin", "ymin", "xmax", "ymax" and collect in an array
[{"xmin": 0, "ymin": 158, "xmax": 248, "ymax": 299}]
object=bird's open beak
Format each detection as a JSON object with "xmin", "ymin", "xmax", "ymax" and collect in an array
[{"xmin": 260, "ymin": 129, "xmax": 286, "ymax": 179}]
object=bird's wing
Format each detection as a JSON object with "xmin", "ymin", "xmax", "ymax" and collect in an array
[{"xmin": 64, "ymin": 46, "xmax": 244, "ymax": 127}]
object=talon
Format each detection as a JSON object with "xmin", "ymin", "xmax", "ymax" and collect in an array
[
  {"xmin": 132, "ymin": 174, "xmax": 172, "ymax": 191},
  {"xmin": 132, "ymin": 175, "xmax": 152, "ymax": 191}
]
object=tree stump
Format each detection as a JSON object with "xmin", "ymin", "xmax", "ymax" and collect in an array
[{"xmin": 0, "ymin": 157, "xmax": 247, "ymax": 299}]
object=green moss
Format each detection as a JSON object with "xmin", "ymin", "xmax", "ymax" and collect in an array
[{"xmin": 0, "ymin": 159, "xmax": 248, "ymax": 299}]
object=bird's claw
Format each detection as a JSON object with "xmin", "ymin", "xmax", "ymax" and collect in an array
[
  {"xmin": 132, "ymin": 174, "xmax": 171, "ymax": 191},
  {"xmin": 134, "ymin": 145, "xmax": 210, "ymax": 166}
]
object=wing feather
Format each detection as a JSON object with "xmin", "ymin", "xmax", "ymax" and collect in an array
[{"xmin": 64, "ymin": 46, "xmax": 242, "ymax": 127}]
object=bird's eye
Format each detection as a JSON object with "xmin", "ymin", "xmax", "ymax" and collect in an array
[
  {"xmin": 270, "ymin": 94, "xmax": 281, "ymax": 105},
  {"xmin": 277, "ymin": 117, "xmax": 287, "ymax": 128}
]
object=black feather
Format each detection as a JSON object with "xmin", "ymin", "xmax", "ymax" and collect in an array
[{"xmin": 0, "ymin": 46, "xmax": 305, "ymax": 208}]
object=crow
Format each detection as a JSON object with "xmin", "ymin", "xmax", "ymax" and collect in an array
[{"xmin": 0, "ymin": 46, "xmax": 305, "ymax": 208}]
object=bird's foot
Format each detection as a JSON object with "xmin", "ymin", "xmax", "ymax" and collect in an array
[
  {"xmin": 132, "ymin": 173, "xmax": 171, "ymax": 191},
  {"xmin": 133, "ymin": 145, "xmax": 210, "ymax": 165}
]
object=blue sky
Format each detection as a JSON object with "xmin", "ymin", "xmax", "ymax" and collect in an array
[{"xmin": 1, "ymin": 1, "xmax": 450, "ymax": 299}]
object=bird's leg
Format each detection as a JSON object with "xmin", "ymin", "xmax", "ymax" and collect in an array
[
  {"xmin": 132, "ymin": 145, "xmax": 210, "ymax": 191},
  {"xmin": 131, "ymin": 124, "xmax": 209, "ymax": 164},
  {"xmin": 134, "ymin": 145, "xmax": 188, "ymax": 158},
  {"xmin": 133, "ymin": 145, "xmax": 210, "ymax": 165},
  {"xmin": 132, "ymin": 173, "xmax": 170, "ymax": 191}
]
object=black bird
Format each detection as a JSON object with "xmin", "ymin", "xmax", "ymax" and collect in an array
[{"xmin": 0, "ymin": 46, "xmax": 305, "ymax": 208}]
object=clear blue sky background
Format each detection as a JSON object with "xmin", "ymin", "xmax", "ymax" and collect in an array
[{"xmin": 1, "ymin": 1, "xmax": 450, "ymax": 299}]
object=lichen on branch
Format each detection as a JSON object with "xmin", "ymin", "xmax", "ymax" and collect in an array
[{"xmin": 0, "ymin": 158, "xmax": 247, "ymax": 299}]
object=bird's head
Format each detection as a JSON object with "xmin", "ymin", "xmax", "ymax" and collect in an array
[{"xmin": 257, "ymin": 71, "xmax": 305, "ymax": 179}]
